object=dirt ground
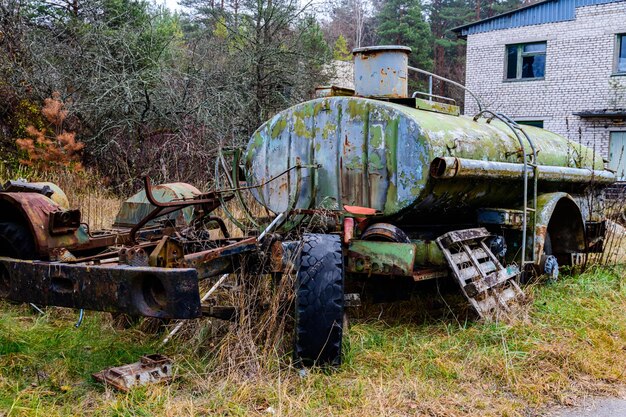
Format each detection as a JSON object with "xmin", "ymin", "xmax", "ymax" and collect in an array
[
  {"xmin": 549, "ymin": 386, "xmax": 626, "ymax": 417},
  {"xmin": 550, "ymin": 397, "xmax": 626, "ymax": 416}
]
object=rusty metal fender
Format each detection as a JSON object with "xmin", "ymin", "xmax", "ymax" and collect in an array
[
  {"xmin": 533, "ymin": 192, "xmax": 585, "ymax": 259},
  {"xmin": 0, "ymin": 192, "xmax": 89, "ymax": 258}
]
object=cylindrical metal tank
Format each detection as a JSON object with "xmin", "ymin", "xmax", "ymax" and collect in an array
[
  {"xmin": 245, "ymin": 96, "xmax": 612, "ymax": 223},
  {"xmin": 353, "ymin": 46, "xmax": 411, "ymax": 98}
]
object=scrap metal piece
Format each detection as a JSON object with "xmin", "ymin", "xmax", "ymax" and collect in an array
[
  {"xmin": 162, "ymin": 273, "xmax": 231, "ymax": 346},
  {"xmin": 119, "ymin": 246, "xmax": 150, "ymax": 267},
  {"xmin": 149, "ymin": 237, "xmax": 184, "ymax": 268},
  {"xmin": 113, "ymin": 182, "xmax": 203, "ymax": 228},
  {"xmin": 344, "ymin": 293, "xmax": 361, "ymax": 307},
  {"xmin": 2, "ymin": 180, "xmax": 54, "ymax": 197},
  {"xmin": 183, "ymin": 237, "xmax": 257, "ymax": 279},
  {"xmin": 49, "ymin": 209, "xmax": 81, "ymax": 235},
  {"xmin": 93, "ymin": 354, "xmax": 173, "ymax": 392},
  {"xmin": 361, "ymin": 223, "xmax": 411, "ymax": 243},
  {"xmin": 436, "ymin": 228, "xmax": 524, "ymax": 320},
  {"xmin": 412, "ymin": 267, "xmax": 448, "ymax": 281},
  {"xmin": 0, "ymin": 192, "xmax": 86, "ymax": 256},
  {"xmin": 127, "ymin": 177, "xmax": 228, "ymax": 243},
  {"xmin": 0, "ymin": 258, "xmax": 201, "ymax": 319}
]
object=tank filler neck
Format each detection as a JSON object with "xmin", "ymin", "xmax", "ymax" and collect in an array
[
  {"xmin": 351, "ymin": 45, "xmax": 483, "ymax": 114},
  {"xmin": 352, "ymin": 45, "xmax": 411, "ymax": 99}
]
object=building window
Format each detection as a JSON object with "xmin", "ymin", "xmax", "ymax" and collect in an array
[
  {"xmin": 616, "ymin": 34, "xmax": 626, "ymax": 74},
  {"xmin": 517, "ymin": 120, "xmax": 544, "ymax": 128},
  {"xmin": 505, "ymin": 42, "xmax": 546, "ymax": 80}
]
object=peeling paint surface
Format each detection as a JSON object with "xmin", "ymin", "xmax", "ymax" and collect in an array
[
  {"xmin": 114, "ymin": 183, "xmax": 201, "ymax": 228},
  {"xmin": 246, "ymin": 96, "xmax": 609, "ymax": 221}
]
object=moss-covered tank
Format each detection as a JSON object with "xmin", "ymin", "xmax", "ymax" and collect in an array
[
  {"xmin": 245, "ymin": 95, "xmax": 612, "ymax": 223},
  {"xmin": 245, "ymin": 45, "xmax": 614, "ymax": 224}
]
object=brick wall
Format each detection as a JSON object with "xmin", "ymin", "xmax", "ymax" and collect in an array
[{"xmin": 464, "ymin": 1, "xmax": 626, "ymax": 160}]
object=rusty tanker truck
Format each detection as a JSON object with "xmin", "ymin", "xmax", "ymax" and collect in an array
[{"xmin": 0, "ymin": 46, "xmax": 616, "ymax": 366}]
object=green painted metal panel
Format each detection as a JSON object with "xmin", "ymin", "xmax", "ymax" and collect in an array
[
  {"xmin": 113, "ymin": 183, "xmax": 202, "ymax": 228},
  {"xmin": 347, "ymin": 240, "xmax": 415, "ymax": 276}
]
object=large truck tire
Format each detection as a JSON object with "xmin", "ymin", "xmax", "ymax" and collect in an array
[
  {"xmin": 295, "ymin": 233, "xmax": 344, "ymax": 367},
  {"xmin": 0, "ymin": 222, "xmax": 36, "ymax": 259}
]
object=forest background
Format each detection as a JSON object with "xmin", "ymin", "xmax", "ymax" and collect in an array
[{"xmin": 0, "ymin": 0, "xmax": 524, "ymax": 192}]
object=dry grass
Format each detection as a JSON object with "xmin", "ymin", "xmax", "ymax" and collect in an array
[
  {"xmin": 45, "ymin": 170, "xmax": 122, "ymax": 230},
  {"xmin": 0, "ymin": 163, "xmax": 123, "ymax": 229},
  {"xmin": 2, "ymin": 267, "xmax": 626, "ymax": 416}
]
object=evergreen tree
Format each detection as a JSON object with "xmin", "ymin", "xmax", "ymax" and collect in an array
[
  {"xmin": 333, "ymin": 34, "xmax": 352, "ymax": 61},
  {"xmin": 376, "ymin": 0, "xmax": 433, "ymax": 70},
  {"xmin": 426, "ymin": 0, "xmax": 522, "ymax": 103}
]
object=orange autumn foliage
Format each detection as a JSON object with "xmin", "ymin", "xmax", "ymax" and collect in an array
[{"xmin": 15, "ymin": 92, "xmax": 84, "ymax": 171}]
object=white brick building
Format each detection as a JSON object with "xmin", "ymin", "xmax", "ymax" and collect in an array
[{"xmin": 453, "ymin": 0, "xmax": 626, "ymax": 178}]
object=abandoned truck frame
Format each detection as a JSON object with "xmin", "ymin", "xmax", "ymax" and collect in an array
[{"xmin": 0, "ymin": 46, "xmax": 616, "ymax": 366}]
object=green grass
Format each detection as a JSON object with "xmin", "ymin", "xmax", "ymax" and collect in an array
[{"xmin": 2, "ymin": 267, "xmax": 626, "ymax": 416}]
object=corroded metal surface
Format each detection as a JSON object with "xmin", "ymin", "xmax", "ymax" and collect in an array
[
  {"xmin": 534, "ymin": 193, "xmax": 586, "ymax": 259},
  {"xmin": 315, "ymin": 85, "xmax": 355, "ymax": 98},
  {"xmin": 113, "ymin": 182, "xmax": 203, "ymax": 228},
  {"xmin": 436, "ymin": 228, "xmax": 524, "ymax": 319},
  {"xmin": 183, "ymin": 237, "xmax": 258, "ymax": 279},
  {"xmin": 430, "ymin": 157, "xmax": 615, "ymax": 183},
  {"xmin": 246, "ymin": 96, "xmax": 608, "ymax": 224},
  {"xmin": 353, "ymin": 45, "xmax": 411, "ymax": 98},
  {"xmin": 127, "ymin": 177, "xmax": 227, "ymax": 244},
  {"xmin": 0, "ymin": 257, "xmax": 201, "ymax": 318},
  {"xmin": 361, "ymin": 223, "xmax": 411, "ymax": 243},
  {"xmin": 0, "ymin": 192, "xmax": 88, "ymax": 257},
  {"xmin": 414, "ymin": 97, "xmax": 460, "ymax": 116},
  {"xmin": 347, "ymin": 240, "xmax": 415, "ymax": 276},
  {"xmin": 93, "ymin": 354, "xmax": 172, "ymax": 392},
  {"xmin": 30, "ymin": 182, "xmax": 70, "ymax": 209}
]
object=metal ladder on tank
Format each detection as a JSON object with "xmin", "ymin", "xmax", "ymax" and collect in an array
[
  {"xmin": 406, "ymin": 66, "xmax": 536, "ymax": 317},
  {"xmin": 405, "ymin": 66, "xmax": 538, "ymax": 268},
  {"xmin": 473, "ymin": 110, "xmax": 538, "ymax": 269},
  {"xmin": 434, "ymin": 112, "xmax": 538, "ymax": 319}
]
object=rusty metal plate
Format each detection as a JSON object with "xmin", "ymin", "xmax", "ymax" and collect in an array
[
  {"xmin": 0, "ymin": 258, "xmax": 201, "ymax": 319},
  {"xmin": 93, "ymin": 354, "xmax": 173, "ymax": 392},
  {"xmin": 0, "ymin": 192, "xmax": 85, "ymax": 256}
]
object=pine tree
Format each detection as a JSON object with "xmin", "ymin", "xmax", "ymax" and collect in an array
[
  {"xmin": 376, "ymin": 0, "xmax": 433, "ymax": 70},
  {"xmin": 333, "ymin": 35, "xmax": 352, "ymax": 61}
]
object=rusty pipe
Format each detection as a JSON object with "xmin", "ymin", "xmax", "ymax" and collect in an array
[{"xmin": 430, "ymin": 157, "xmax": 615, "ymax": 184}]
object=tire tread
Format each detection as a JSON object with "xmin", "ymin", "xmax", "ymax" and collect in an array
[{"xmin": 295, "ymin": 233, "xmax": 344, "ymax": 367}]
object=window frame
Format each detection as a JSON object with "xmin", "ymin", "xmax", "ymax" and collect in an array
[
  {"xmin": 516, "ymin": 120, "xmax": 544, "ymax": 128},
  {"xmin": 614, "ymin": 33, "xmax": 626, "ymax": 76},
  {"xmin": 609, "ymin": 131, "xmax": 626, "ymax": 181},
  {"xmin": 504, "ymin": 42, "xmax": 547, "ymax": 81}
]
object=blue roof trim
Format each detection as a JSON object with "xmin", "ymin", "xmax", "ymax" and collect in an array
[{"xmin": 453, "ymin": 0, "xmax": 624, "ymax": 36}]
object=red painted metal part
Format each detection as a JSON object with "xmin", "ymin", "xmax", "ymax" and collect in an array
[
  {"xmin": 0, "ymin": 192, "xmax": 82, "ymax": 258},
  {"xmin": 343, "ymin": 217, "xmax": 355, "ymax": 244},
  {"xmin": 344, "ymin": 205, "xmax": 378, "ymax": 216}
]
